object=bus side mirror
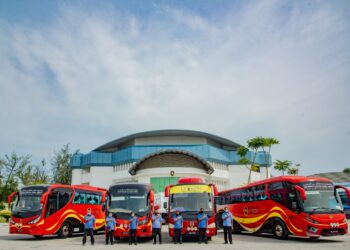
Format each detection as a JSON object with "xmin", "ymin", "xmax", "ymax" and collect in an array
[
  {"xmin": 40, "ymin": 192, "xmax": 48, "ymax": 203},
  {"xmin": 164, "ymin": 185, "xmax": 170, "ymax": 197},
  {"xmin": 210, "ymin": 184, "xmax": 219, "ymax": 196},
  {"xmin": 335, "ymin": 185, "xmax": 350, "ymax": 199},
  {"xmin": 8, "ymin": 192, "xmax": 18, "ymax": 204},
  {"xmin": 295, "ymin": 186, "xmax": 306, "ymax": 201},
  {"xmin": 163, "ymin": 202, "xmax": 167, "ymax": 210},
  {"xmin": 149, "ymin": 191, "xmax": 154, "ymax": 203}
]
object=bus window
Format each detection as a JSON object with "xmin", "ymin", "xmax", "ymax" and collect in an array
[
  {"xmin": 45, "ymin": 192, "xmax": 58, "ymax": 218},
  {"xmin": 268, "ymin": 182, "xmax": 300, "ymax": 211},
  {"xmin": 45, "ymin": 188, "xmax": 73, "ymax": 218},
  {"xmin": 73, "ymin": 192, "xmax": 86, "ymax": 204}
]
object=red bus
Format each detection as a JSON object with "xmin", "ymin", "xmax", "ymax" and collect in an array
[
  {"xmin": 8, "ymin": 184, "xmax": 108, "ymax": 238},
  {"xmin": 108, "ymin": 183, "xmax": 155, "ymax": 239},
  {"xmin": 165, "ymin": 177, "xmax": 218, "ymax": 239},
  {"xmin": 216, "ymin": 176, "xmax": 350, "ymax": 239}
]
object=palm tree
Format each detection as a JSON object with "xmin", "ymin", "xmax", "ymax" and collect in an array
[
  {"xmin": 237, "ymin": 146, "xmax": 253, "ymax": 184},
  {"xmin": 263, "ymin": 138, "xmax": 279, "ymax": 179},
  {"xmin": 287, "ymin": 167, "xmax": 298, "ymax": 175},
  {"xmin": 273, "ymin": 160, "xmax": 292, "ymax": 176}
]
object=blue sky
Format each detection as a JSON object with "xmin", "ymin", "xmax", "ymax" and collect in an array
[{"xmin": 1, "ymin": 0, "xmax": 350, "ymax": 176}]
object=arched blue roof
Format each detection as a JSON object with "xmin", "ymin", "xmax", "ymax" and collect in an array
[{"xmin": 94, "ymin": 129, "xmax": 241, "ymax": 152}]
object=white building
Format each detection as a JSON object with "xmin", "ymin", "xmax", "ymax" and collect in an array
[{"xmin": 71, "ymin": 130, "xmax": 271, "ymax": 192}]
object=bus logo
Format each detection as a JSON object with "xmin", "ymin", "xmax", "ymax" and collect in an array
[{"xmin": 244, "ymin": 206, "xmax": 249, "ymax": 216}]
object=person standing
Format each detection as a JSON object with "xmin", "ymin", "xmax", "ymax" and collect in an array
[
  {"xmin": 152, "ymin": 210, "xmax": 164, "ymax": 244},
  {"xmin": 173, "ymin": 210, "xmax": 183, "ymax": 244},
  {"xmin": 197, "ymin": 208, "xmax": 208, "ymax": 244},
  {"xmin": 129, "ymin": 211, "xmax": 138, "ymax": 245},
  {"xmin": 222, "ymin": 207, "xmax": 233, "ymax": 244},
  {"xmin": 83, "ymin": 208, "xmax": 96, "ymax": 246},
  {"xmin": 105, "ymin": 212, "xmax": 116, "ymax": 245}
]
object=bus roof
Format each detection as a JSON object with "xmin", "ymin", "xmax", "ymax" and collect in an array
[
  {"xmin": 219, "ymin": 176, "xmax": 332, "ymax": 194},
  {"xmin": 109, "ymin": 183, "xmax": 152, "ymax": 190},
  {"xmin": 20, "ymin": 184, "xmax": 107, "ymax": 192}
]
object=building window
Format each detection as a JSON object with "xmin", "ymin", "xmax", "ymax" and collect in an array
[{"xmin": 82, "ymin": 167, "xmax": 90, "ymax": 174}]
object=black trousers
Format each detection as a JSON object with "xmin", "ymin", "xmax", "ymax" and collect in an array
[
  {"xmin": 152, "ymin": 228, "xmax": 162, "ymax": 243},
  {"xmin": 223, "ymin": 226, "xmax": 233, "ymax": 243},
  {"xmin": 105, "ymin": 230, "xmax": 114, "ymax": 244},
  {"xmin": 174, "ymin": 228, "xmax": 182, "ymax": 243},
  {"xmin": 82, "ymin": 228, "xmax": 94, "ymax": 245},
  {"xmin": 198, "ymin": 228, "xmax": 207, "ymax": 242},
  {"xmin": 129, "ymin": 229, "xmax": 137, "ymax": 243}
]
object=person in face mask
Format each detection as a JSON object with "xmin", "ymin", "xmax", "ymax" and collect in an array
[
  {"xmin": 197, "ymin": 208, "xmax": 208, "ymax": 244},
  {"xmin": 105, "ymin": 212, "xmax": 116, "ymax": 245},
  {"xmin": 129, "ymin": 211, "xmax": 138, "ymax": 245},
  {"xmin": 222, "ymin": 207, "xmax": 233, "ymax": 244},
  {"xmin": 83, "ymin": 208, "xmax": 96, "ymax": 246},
  {"xmin": 173, "ymin": 210, "xmax": 183, "ymax": 244},
  {"xmin": 152, "ymin": 209, "xmax": 164, "ymax": 244}
]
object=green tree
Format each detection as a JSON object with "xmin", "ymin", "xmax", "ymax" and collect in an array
[
  {"xmin": 287, "ymin": 167, "xmax": 298, "ymax": 175},
  {"xmin": 343, "ymin": 168, "xmax": 350, "ymax": 173},
  {"xmin": 0, "ymin": 153, "xmax": 31, "ymax": 202},
  {"xmin": 237, "ymin": 138, "xmax": 264, "ymax": 184},
  {"xmin": 273, "ymin": 160, "xmax": 292, "ymax": 176},
  {"xmin": 17, "ymin": 159, "xmax": 49, "ymax": 186},
  {"xmin": 51, "ymin": 144, "xmax": 79, "ymax": 184},
  {"xmin": 262, "ymin": 138, "xmax": 279, "ymax": 179}
]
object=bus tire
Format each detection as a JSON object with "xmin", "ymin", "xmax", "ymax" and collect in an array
[
  {"xmin": 272, "ymin": 220, "xmax": 288, "ymax": 240},
  {"xmin": 232, "ymin": 221, "xmax": 242, "ymax": 234},
  {"xmin": 58, "ymin": 221, "xmax": 72, "ymax": 238}
]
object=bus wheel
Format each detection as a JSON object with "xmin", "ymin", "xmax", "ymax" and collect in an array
[
  {"xmin": 232, "ymin": 221, "xmax": 242, "ymax": 234},
  {"xmin": 59, "ymin": 221, "xmax": 72, "ymax": 238},
  {"xmin": 33, "ymin": 235, "xmax": 43, "ymax": 240},
  {"xmin": 272, "ymin": 220, "xmax": 288, "ymax": 240}
]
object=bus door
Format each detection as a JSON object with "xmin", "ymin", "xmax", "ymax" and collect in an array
[
  {"xmin": 268, "ymin": 182, "xmax": 303, "ymax": 231},
  {"xmin": 44, "ymin": 187, "xmax": 74, "ymax": 230}
]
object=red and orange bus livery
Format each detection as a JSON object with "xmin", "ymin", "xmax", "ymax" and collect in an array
[
  {"xmin": 8, "ymin": 184, "xmax": 108, "ymax": 238},
  {"xmin": 165, "ymin": 177, "xmax": 218, "ymax": 239},
  {"xmin": 108, "ymin": 183, "xmax": 155, "ymax": 239},
  {"xmin": 216, "ymin": 176, "xmax": 350, "ymax": 239}
]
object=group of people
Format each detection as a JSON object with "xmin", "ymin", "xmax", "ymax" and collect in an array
[{"xmin": 82, "ymin": 207, "xmax": 234, "ymax": 246}]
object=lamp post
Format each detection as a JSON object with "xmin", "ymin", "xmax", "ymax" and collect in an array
[{"xmin": 295, "ymin": 163, "xmax": 301, "ymax": 175}]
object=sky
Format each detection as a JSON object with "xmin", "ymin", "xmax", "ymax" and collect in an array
[{"xmin": 0, "ymin": 0, "xmax": 350, "ymax": 176}]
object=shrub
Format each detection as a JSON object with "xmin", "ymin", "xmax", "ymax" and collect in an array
[
  {"xmin": 0, "ymin": 203, "xmax": 5, "ymax": 210},
  {"xmin": 0, "ymin": 210, "xmax": 11, "ymax": 222}
]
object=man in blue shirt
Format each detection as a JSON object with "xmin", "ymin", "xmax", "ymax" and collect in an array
[
  {"xmin": 129, "ymin": 211, "xmax": 138, "ymax": 245},
  {"xmin": 222, "ymin": 207, "xmax": 233, "ymax": 244},
  {"xmin": 82, "ymin": 208, "xmax": 96, "ymax": 246},
  {"xmin": 173, "ymin": 210, "xmax": 183, "ymax": 244},
  {"xmin": 152, "ymin": 209, "xmax": 164, "ymax": 244},
  {"xmin": 105, "ymin": 212, "xmax": 116, "ymax": 245},
  {"xmin": 197, "ymin": 208, "xmax": 208, "ymax": 244}
]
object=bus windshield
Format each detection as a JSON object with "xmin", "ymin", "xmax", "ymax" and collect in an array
[
  {"xmin": 298, "ymin": 182, "xmax": 343, "ymax": 214},
  {"xmin": 170, "ymin": 192, "xmax": 212, "ymax": 213},
  {"xmin": 109, "ymin": 185, "xmax": 149, "ymax": 218},
  {"xmin": 12, "ymin": 186, "xmax": 48, "ymax": 218}
]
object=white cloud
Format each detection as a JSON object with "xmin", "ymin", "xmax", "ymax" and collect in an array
[{"xmin": 0, "ymin": 1, "xmax": 349, "ymax": 174}]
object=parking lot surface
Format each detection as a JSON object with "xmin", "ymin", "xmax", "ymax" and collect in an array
[{"xmin": 0, "ymin": 223, "xmax": 349, "ymax": 250}]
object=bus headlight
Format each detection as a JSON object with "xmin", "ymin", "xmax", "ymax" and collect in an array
[
  {"xmin": 305, "ymin": 217, "xmax": 319, "ymax": 224},
  {"xmin": 138, "ymin": 218, "xmax": 148, "ymax": 225},
  {"xmin": 28, "ymin": 215, "xmax": 41, "ymax": 225},
  {"xmin": 208, "ymin": 222, "xmax": 216, "ymax": 229}
]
